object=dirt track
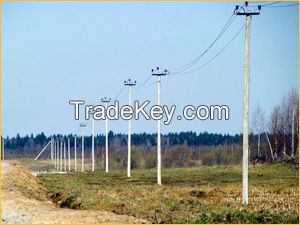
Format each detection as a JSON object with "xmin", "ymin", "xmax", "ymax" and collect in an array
[{"xmin": 1, "ymin": 161, "xmax": 147, "ymax": 224}]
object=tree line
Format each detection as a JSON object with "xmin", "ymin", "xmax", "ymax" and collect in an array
[
  {"xmin": 251, "ymin": 87, "xmax": 298, "ymax": 162},
  {"xmin": 2, "ymin": 87, "xmax": 298, "ymax": 166},
  {"xmin": 2, "ymin": 131, "xmax": 241, "ymax": 153}
]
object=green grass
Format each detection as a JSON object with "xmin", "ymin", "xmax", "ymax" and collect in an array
[
  {"xmin": 18, "ymin": 158, "xmax": 55, "ymax": 172},
  {"xmin": 38, "ymin": 163, "xmax": 298, "ymax": 223}
]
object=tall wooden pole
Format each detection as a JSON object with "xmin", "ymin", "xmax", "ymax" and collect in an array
[
  {"xmin": 68, "ymin": 138, "xmax": 71, "ymax": 171},
  {"xmin": 50, "ymin": 137, "xmax": 53, "ymax": 163},
  {"xmin": 81, "ymin": 125, "xmax": 85, "ymax": 172},
  {"xmin": 124, "ymin": 79, "xmax": 136, "ymax": 177},
  {"xmin": 152, "ymin": 67, "xmax": 168, "ymax": 185},
  {"xmin": 127, "ymin": 85, "xmax": 132, "ymax": 177},
  {"xmin": 53, "ymin": 139, "xmax": 56, "ymax": 167},
  {"xmin": 235, "ymin": 1, "xmax": 261, "ymax": 205},
  {"xmin": 60, "ymin": 140, "xmax": 63, "ymax": 171},
  {"xmin": 157, "ymin": 75, "xmax": 162, "ymax": 185},
  {"xmin": 92, "ymin": 118, "xmax": 95, "ymax": 172},
  {"xmin": 74, "ymin": 135, "xmax": 77, "ymax": 172},
  {"xmin": 105, "ymin": 103, "xmax": 109, "ymax": 173},
  {"xmin": 242, "ymin": 14, "xmax": 250, "ymax": 205},
  {"xmin": 64, "ymin": 141, "xmax": 66, "ymax": 171}
]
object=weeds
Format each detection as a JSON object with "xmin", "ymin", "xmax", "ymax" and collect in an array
[{"xmin": 38, "ymin": 163, "xmax": 299, "ymax": 223}]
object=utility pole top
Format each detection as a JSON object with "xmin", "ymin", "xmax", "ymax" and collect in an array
[
  {"xmin": 234, "ymin": 2, "xmax": 261, "ymax": 16},
  {"xmin": 79, "ymin": 123, "xmax": 87, "ymax": 127},
  {"xmin": 101, "ymin": 97, "xmax": 111, "ymax": 103},
  {"xmin": 151, "ymin": 67, "xmax": 169, "ymax": 76},
  {"xmin": 124, "ymin": 78, "xmax": 137, "ymax": 86}
]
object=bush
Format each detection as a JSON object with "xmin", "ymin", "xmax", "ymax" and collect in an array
[{"xmin": 163, "ymin": 145, "xmax": 192, "ymax": 168}]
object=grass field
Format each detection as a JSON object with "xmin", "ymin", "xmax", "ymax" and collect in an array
[{"xmin": 37, "ymin": 163, "xmax": 298, "ymax": 223}]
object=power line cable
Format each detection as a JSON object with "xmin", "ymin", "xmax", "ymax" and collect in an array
[
  {"xmin": 264, "ymin": 3, "xmax": 298, "ymax": 7},
  {"xmin": 135, "ymin": 74, "xmax": 152, "ymax": 89},
  {"xmin": 169, "ymin": 23, "xmax": 245, "ymax": 75},
  {"xmin": 112, "ymin": 85, "xmax": 125, "ymax": 102},
  {"xmin": 170, "ymin": 13, "xmax": 237, "ymax": 74},
  {"xmin": 259, "ymin": 1, "xmax": 282, "ymax": 6}
]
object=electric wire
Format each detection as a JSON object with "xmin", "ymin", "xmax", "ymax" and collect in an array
[
  {"xmin": 102, "ymin": 2, "xmax": 282, "ymax": 105},
  {"xmin": 169, "ymin": 22, "xmax": 246, "ymax": 75},
  {"xmin": 169, "ymin": 12, "xmax": 237, "ymax": 73},
  {"xmin": 259, "ymin": 1, "xmax": 283, "ymax": 6},
  {"xmin": 112, "ymin": 85, "xmax": 125, "ymax": 102},
  {"xmin": 264, "ymin": 3, "xmax": 298, "ymax": 7},
  {"xmin": 136, "ymin": 74, "xmax": 152, "ymax": 88}
]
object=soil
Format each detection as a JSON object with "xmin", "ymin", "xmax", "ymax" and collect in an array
[{"xmin": 1, "ymin": 161, "xmax": 147, "ymax": 224}]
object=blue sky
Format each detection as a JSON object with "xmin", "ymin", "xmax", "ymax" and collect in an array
[{"xmin": 2, "ymin": 2, "xmax": 298, "ymax": 137}]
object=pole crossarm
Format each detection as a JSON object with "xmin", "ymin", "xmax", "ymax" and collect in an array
[
  {"xmin": 236, "ymin": 12, "xmax": 260, "ymax": 16},
  {"xmin": 152, "ymin": 67, "xmax": 169, "ymax": 76},
  {"xmin": 234, "ymin": 2, "xmax": 261, "ymax": 16},
  {"xmin": 101, "ymin": 97, "xmax": 111, "ymax": 103},
  {"xmin": 124, "ymin": 78, "xmax": 137, "ymax": 86},
  {"xmin": 35, "ymin": 140, "xmax": 52, "ymax": 160}
]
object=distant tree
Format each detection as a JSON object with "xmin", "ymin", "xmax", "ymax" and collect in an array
[
  {"xmin": 270, "ymin": 105, "xmax": 280, "ymax": 160},
  {"xmin": 252, "ymin": 104, "xmax": 274, "ymax": 161},
  {"xmin": 287, "ymin": 87, "xmax": 298, "ymax": 158}
]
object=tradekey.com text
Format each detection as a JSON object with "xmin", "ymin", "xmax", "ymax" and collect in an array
[{"xmin": 69, "ymin": 100, "xmax": 230, "ymax": 125}]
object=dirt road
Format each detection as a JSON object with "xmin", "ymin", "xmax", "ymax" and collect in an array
[{"xmin": 1, "ymin": 161, "xmax": 146, "ymax": 224}]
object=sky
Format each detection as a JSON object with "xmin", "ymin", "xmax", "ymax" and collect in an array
[{"xmin": 2, "ymin": 2, "xmax": 298, "ymax": 137}]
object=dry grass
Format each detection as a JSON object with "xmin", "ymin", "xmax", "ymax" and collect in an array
[
  {"xmin": 2, "ymin": 160, "xmax": 48, "ymax": 201},
  {"xmin": 1, "ymin": 161, "xmax": 147, "ymax": 223},
  {"xmin": 37, "ymin": 162, "xmax": 299, "ymax": 223}
]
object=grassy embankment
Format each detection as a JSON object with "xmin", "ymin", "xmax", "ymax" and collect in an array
[{"xmin": 36, "ymin": 162, "xmax": 299, "ymax": 224}]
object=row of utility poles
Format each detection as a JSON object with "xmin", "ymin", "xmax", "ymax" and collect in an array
[
  {"xmin": 29, "ymin": 1, "xmax": 259, "ymax": 205},
  {"xmin": 50, "ymin": 137, "xmax": 73, "ymax": 172},
  {"xmin": 46, "ymin": 68, "xmax": 167, "ymax": 184}
]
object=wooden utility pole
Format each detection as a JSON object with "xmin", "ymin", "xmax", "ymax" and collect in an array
[
  {"xmin": 74, "ymin": 135, "xmax": 77, "ymax": 172},
  {"xmin": 68, "ymin": 138, "xmax": 71, "ymax": 171},
  {"xmin": 64, "ymin": 141, "xmax": 66, "ymax": 171},
  {"xmin": 124, "ymin": 79, "xmax": 136, "ymax": 177},
  {"xmin": 60, "ymin": 140, "xmax": 63, "ymax": 171},
  {"xmin": 92, "ymin": 118, "xmax": 95, "ymax": 172},
  {"xmin": 53, "ymin": 138, "xmax": 56, "ymax": 167},
  {"xmin": 152, "ymin": 67, "xmax": 169, "ymax": 185},
  {"xmin": 101, "ymin": 97, "xmax": 111, "ymax": 173},
  {"xmin": 235, "ymin": 2, "xmax": 261, "ymax": 205},
  {"xmin": 50, "ymin": 137, "xmax": 53, "ymax": 163},
  {"xmin": 80, "ymin": 123, "xmax": 86, "ymax": 172},
  {"xmin": 56, "ymin": 140, "xmax": 59, "ymax": 170},
  {"xmin": 54, "ymin": 140, "xmax": 56, "ymax": 169}
]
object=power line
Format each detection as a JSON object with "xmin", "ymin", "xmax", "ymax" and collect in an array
[
  {"xmin": 259, "ymin": 1, "xmax": 282, "ymax": 7},
  {"xmin": 251, "ymin": 1, "xmax": 298, "ymax": 8},
  {"xmin": 112, "ymin": 85, "xmax": 125, "ymax": 102},
  {"xmin": 265, "ymin": 3, "xmax": 298, "ymax": 8},
  {"xmin": 136, "ymin": 79, "xmax": 156, "ymax": 90},
  {"xmin": 169, "ymin": 12, "xmax": 237, "ymax": 74},
  {"xmin": 136, "ymin": 74, "xmax": 152, "ymax": 88},
  {"xmin": 169, "ymin": 23, "xmax": 245, "ymax": 75},
  {"xmin": 170, "ymin": 13, "xmax": 236, "ymax": 73}
]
